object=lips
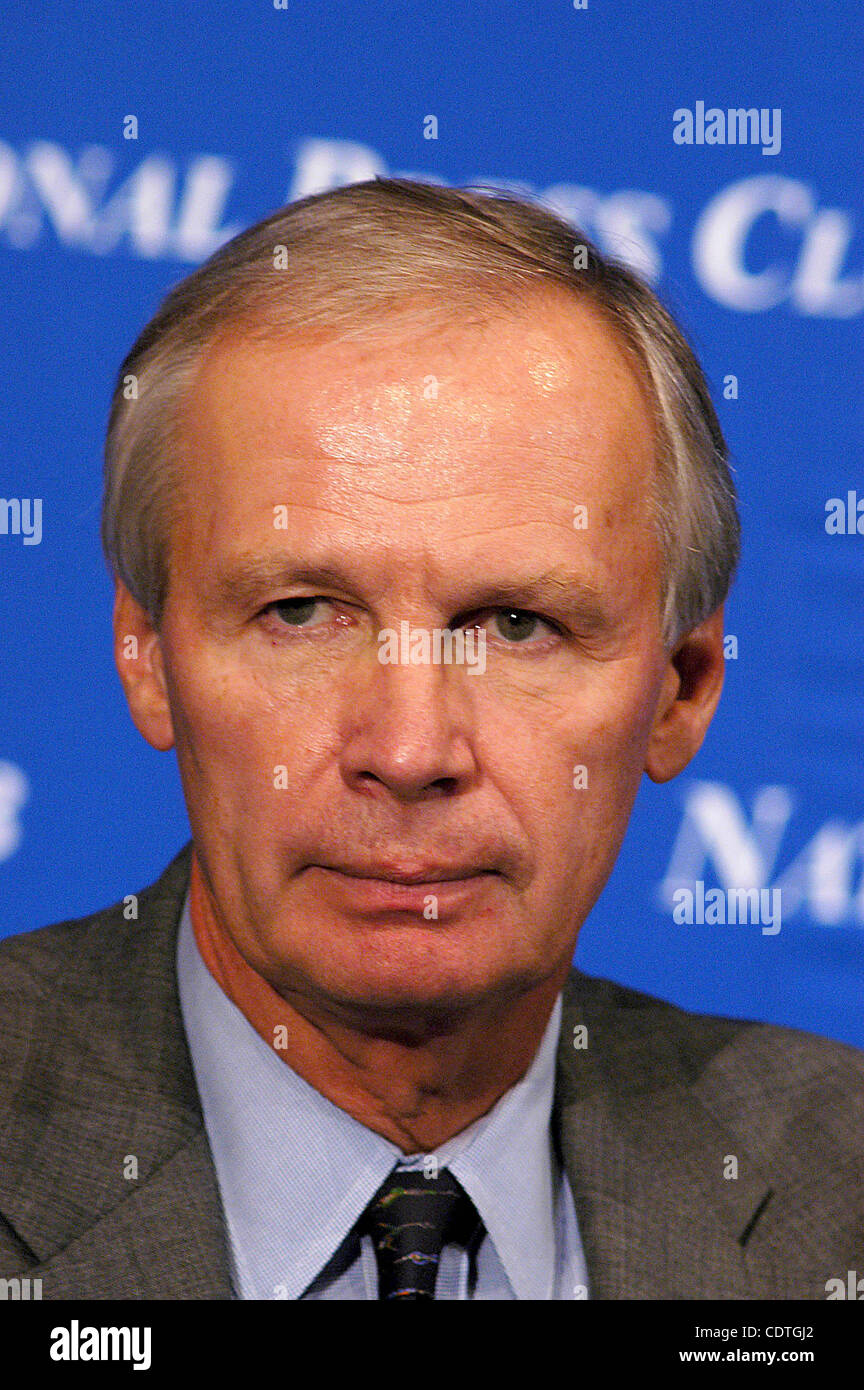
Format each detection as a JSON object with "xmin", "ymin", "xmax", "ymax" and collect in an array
[
  {"xmin": 307, "ymin": 863, "xmax": 499, "ymax": 916},
  {"xmin": 321, "ymin": 863, "xmax": 492, "ymax": 885}
]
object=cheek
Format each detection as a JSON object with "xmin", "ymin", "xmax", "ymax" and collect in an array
[
  {"xmin": 168, "ymin": 654, "xmax": 342, "ymax": 810},
  {"xmin": 484, "ymin": 667, "xmax": 653, "ymax": 783},
  {"xmin": 477, "ymin": 674, "xmax": 655, "ymax": 860}
]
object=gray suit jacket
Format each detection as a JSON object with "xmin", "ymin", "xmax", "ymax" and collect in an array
[{"xmin": 1, "ymin": 842, "xmax": 861, "ymax": 1299}]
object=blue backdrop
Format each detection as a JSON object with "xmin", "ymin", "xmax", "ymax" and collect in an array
[{"xmin": 1, "ymin": 2, "xmax": 861, "ymax": 1045}]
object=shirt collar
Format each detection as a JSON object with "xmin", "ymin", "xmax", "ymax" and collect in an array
[
  {"xmin": 436, "ymin": 989, "xmax": 562, "ymax": 1299},
  {"xmin": 176, "ymin": 888, "xmax": 563, "ymax": 1300}
]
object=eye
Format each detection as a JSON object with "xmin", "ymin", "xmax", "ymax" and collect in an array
[
  {"xmin": 265, "ymin": 597, "xmax": 336, "ymax": 628},
  {"xmin": 475, "ymin": 608, "xmax": 560, "ymax": 644}
]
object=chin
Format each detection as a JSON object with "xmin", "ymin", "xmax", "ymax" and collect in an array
[
  {"xmin": 259, "ymin": 904, "xmax": 548, "ymax": 1015},
  {"xmin": 295, "ymin": 934, "xmax": 541, "ymax": 1027}
]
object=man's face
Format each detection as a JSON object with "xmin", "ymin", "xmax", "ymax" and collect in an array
[{"xmin": 126, "ymin": 292, "xmax": 692, "ymax": 1023}]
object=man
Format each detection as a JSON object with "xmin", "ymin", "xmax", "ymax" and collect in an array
[{"xmin": 0, "ymin": 179, "xmax": 860, "ymax": 1300}]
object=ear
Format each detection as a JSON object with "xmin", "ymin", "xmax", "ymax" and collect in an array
[
  {"xmin": 644, "ymin": 606, "xmax": 726, "ymax": 783},
  {"xmin": 112, "ymin": 581, "xmax": 176, "ymax": 752}
]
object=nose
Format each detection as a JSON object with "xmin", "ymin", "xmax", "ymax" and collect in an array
[{"xmin": 339, "ymin": 655, "xmax": 479, "ymax": 803}]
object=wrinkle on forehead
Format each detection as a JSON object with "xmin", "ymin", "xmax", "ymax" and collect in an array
[{"xmin": 175, "ymin": 289, "xmax": 659, "ymax": 569}]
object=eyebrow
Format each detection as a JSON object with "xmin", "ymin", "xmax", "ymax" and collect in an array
[
  {"xmin": 203, "ymin": 555, "xmax": 613, "ymax": 632},
  {"xmin": 454, "ymin": 573, "xmax": 611, "ymax": 632},
  {"xmin": 201, "ymin": 557, "xmax": 348, "ymax": 616}
]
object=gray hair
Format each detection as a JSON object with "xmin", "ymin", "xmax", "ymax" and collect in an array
[{"xmin": 101, "ymin": 177, "xmax": 739, "ymax": 648}]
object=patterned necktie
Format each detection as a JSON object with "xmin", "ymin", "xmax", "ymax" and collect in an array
[{"xmin": 361, "ymin": 1167, "xmax": 482, "ymax": 1300}]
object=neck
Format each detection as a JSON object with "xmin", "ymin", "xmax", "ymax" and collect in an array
[{"xmin": 189, "ymin": 852, "xmax": 566, "ymax": 1152}]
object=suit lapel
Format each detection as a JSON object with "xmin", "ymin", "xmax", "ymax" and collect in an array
[
  {"xmin": 554, "ymin": 973, "xmax": 777, "ymax": 1299},
  {"xmin": 0, "ymin": 842, "xmax": 233, "ymax": 1298},
  {"xmin": 25, "ymin": 1131, "xmax": 233, "ymax": 1298}
]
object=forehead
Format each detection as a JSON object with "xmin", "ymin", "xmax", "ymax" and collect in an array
[
  {"xmin": 177, "ymin": 290, "xmax": 656, "ymax": 510},
  {"xmin": 168, "ymin": 292, "xmax": 661, "ymax": 627}
]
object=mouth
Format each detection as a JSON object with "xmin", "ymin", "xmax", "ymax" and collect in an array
[
  {"xmin": 326, "ymin": 863, "xmax": 492, "ymax": 885},
  {"xmin": 307, "ymin": 863, "xmax": 500, "ymax": 916}
]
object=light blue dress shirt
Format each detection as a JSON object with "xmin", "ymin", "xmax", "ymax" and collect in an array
[{"xmin": 176, "ymin": 890, "xmax": 589, "ymax": 1299}]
